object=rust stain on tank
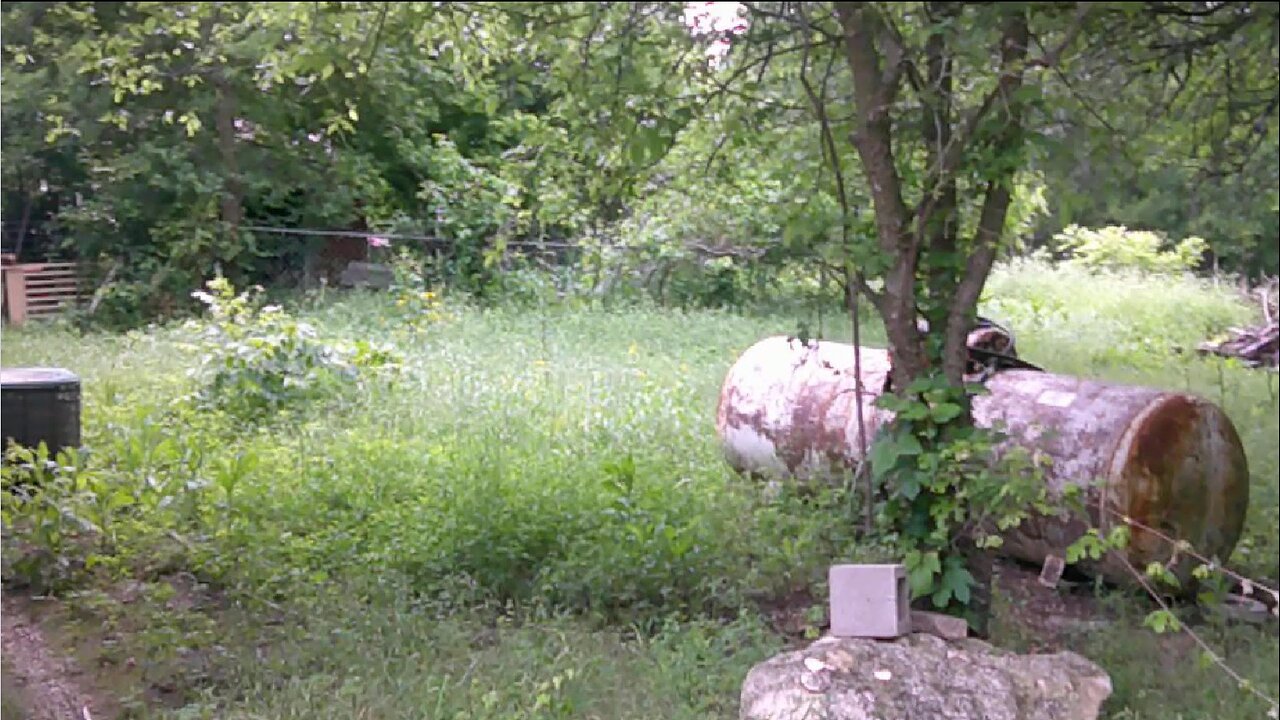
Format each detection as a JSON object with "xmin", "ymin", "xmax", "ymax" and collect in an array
[
  {"xmin": 716, "ymin": 338, "xmax": 891, "ymax": 481},
  {"xmin": 781, "ymin": 362, "xmax": 848, "ymax": 474},
  {"xmin": 1116, "ymin": 392, "xmax": 1192, "ymax": 566},
  {"xmin": 1108, "ymin": 394, "xmax": 1250, "ymax": 581},
  {"xmin": 1128, "ymin": 396, "xmax": 1198, "ymax": 482},
  {"xmin": 781, "ymin": 384, "xmax": 824, "ymax": 474},
  {"xmin": 717, "ymin": 380, "xmax": 766, "ymax": 441},
  {"xmin": 1119, "ymin": 395, "xmax": 1199, "ymax": 562},
  {"xmin": 717, "ymin": 375, "xmax": 784, "ymax": 475},
  {"xmin": 1212, "ymin": 409, "xmax": 1251, "ymax": 562}
]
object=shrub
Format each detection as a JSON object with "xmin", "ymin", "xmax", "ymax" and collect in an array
[
  {"xmin": 185, "ymin": 278, "xmax": 400, "ymax": 421},
  {"xmin": 1053, "ymin": 224, "xmax": 1208, "ymax": 274},
  {"xmin": 416, "ymin": 134, "xmax": 523, "ymax": 295}
]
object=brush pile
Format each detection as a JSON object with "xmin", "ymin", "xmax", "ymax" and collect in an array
[{"xmin": 1197, "ymin": 277, "xmax": 1279, "ymax": 369}]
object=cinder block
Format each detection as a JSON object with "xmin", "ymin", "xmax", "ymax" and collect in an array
[
  {"xmin": 829, "ymin": 564, "xmax": 910, "ymax": 639},
  {"xmin": 339, "ymin": 261, "xmax": 393, "ymax": 289}
]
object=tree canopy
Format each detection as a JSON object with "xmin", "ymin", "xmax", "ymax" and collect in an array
[{"xmin": 4, "ymin": 3, "xmax": 1273, "ymax": 303}]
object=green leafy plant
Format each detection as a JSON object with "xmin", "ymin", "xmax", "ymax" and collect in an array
[
  {"xmin": 1054, "ymin": 225, "xmax": 1209, "ymax": 275},
  {"xmin": 387, "ymin": 248, "xmax": 451, "ymax": 332},
  {"xmin": 185, "ymin": 277, "xmax": 400, "ymax": 421},
  {"xmin": 1, "ymin": 443, "xmax": 91, "ymax": 591},
  {"xmin": 871, "ymin": 375, "xmax": 1054, "ymax": 625},
  {"xmin": 416, "ymin": 134, "xmax": 524, "ymax": 297},
  {"xmin": 0, "ymin": 430, "xmax": 206, "ymax": 594}
]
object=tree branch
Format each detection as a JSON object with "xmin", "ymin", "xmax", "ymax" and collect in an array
[
  {"xmin": 835, "ymin": 3, "xmax": 909, "ymax": 255},
  {"xmin": 837, "ymin": 2, "xmax": 921, "ymax": 385},
  {"xmin": 941, "ymin": 8, "xmax": 1030, "ymax": 384},
  {"xmin": 880, "ymin": 11, "xmax": 926, "ymax": 94},
  {"xmin": 917, "ymin": 2, "xmax": 1091, "ymax": 222},
  {"xmin": 740, "ymin": 2, "xmax": 840, "ymax": 41},
  {"xmin": 919, "ymin": 1, "xmax": 958, "ymax": 319},
  {"xmin": 799, "ymin": 3, "xmax": 884, "ymax": 308},
  {"xmin": 1026, "ymin": 2, "xmax": 1092, "ymax": 68},
  {"xmin": 677, "ymin": 36, "xmax": 836, "ymax": 110},
  {"xmin": 363, "ymin": 2, "xmax": 390, "ymax": 72}
]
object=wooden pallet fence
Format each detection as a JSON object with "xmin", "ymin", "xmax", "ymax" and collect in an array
[{"xmin": 2, "ymin": 260, "xmax": 88, "ymax": 326}]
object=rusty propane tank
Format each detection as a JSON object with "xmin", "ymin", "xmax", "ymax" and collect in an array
[{"xmin": 716, "ymin": 336, "xmax": 1250, "ymax": 586}]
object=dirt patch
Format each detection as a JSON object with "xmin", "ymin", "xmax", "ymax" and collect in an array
[
  {"xmin": 1, "ymin": 592, "xmax": 118, "ymax": 720},
  {"xmin": 758, "ymin": 586, "xmax": 825, "ymax": 645},
  {"xmin": 992, "ymin": 558, "xmax": 1116, "ymax": 652}
]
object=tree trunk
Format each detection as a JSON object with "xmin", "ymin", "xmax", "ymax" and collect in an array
[
  {"xmin": 837, "ymin": 5, "xmax": 1034, "ymax": 394},
  {"xmin": 835, "ymin": 3, "xmax": 928, "ymax": 391},
  {"xmin": 940, "ymin": 10, "xmax": 1030, "ymax": 387},
  {"xmin": 213, "ymin": 71, "xmax": 244, "ymax": 245},
  {"xmin": 920, "ymin": 2, "xmax": 959, "ymax": 341}
]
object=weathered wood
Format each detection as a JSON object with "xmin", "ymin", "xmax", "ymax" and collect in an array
[
  {"xmin": 1197, "ymin": 323, "xmax": 1279, "ymax": 368},
  {"xmin": 3, "ymin": 265, "xmax": 29, "ymax": 325},
  {"xmin": 2, "ymin": 262, "xmax": 88, "ymax": 326}
]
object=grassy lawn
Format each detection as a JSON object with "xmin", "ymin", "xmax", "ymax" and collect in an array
[{"xmin": 2, "ymin": 261, "xmax": 1276, "ymax": 719}]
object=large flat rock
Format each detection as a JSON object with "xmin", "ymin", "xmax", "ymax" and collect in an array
[{"xmin": 741, "ymin": 633, "xmax": 1111, "ymax": 720}]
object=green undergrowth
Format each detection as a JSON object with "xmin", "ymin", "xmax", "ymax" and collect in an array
[
  {"xmin": 992, "ymin": 587, "xmax": 1280, "ymax": 720},
  {"xmin": 2, "ymin": 260, "xmax": 1276, "ymax": 718}
]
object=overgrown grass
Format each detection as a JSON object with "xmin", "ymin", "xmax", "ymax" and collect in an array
[
  {"xmin": 159, "ymin": 587, "xmax": 784, "ymax": 720},
  {"xmin": 2, "ymin": 260, "xmax": 1276, "ymax": 719}
]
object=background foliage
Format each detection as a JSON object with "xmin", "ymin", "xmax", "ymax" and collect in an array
[{"xmin": 3, "ymin": 2, "xmax": 1275, "ymax": 328}]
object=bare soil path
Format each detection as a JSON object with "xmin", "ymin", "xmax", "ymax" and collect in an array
[{"xmin": 2, "ymin": 593, "xmax": 114, "ymax": 720}]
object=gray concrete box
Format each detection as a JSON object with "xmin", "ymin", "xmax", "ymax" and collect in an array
[{"xmin": 829, "ymin": 564, "xmax": 910, "ymax": 639}]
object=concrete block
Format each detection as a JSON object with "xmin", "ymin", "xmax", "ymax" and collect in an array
[
  {"xmin": 1038, "ymin": 554, "xmax": 1065, "ymax": 588},
  {"xmin": 829, "ymin": 564, "xmax": 910, "ymax": 639},
  {"xmin": 339, "ymin": 262, "xmax": 393, "ymax": 289},
  {"xmin": 910, "ymin": 610, "xmax": 969, "ymax": 640}
]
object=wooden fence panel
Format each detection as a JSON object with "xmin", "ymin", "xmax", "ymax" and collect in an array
[{"xmin": 2, "ymin": 261, "xmax": 89, "ymax": 326}]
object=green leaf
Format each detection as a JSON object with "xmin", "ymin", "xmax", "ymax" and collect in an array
[
  {"xmin": 1143, "ymin": 609, "xmax": 1181, "ymax": 634},
  {"xmin": 897, "ymin": 433, "xmax": 924, "ymax": 457},
  {"xmin": 898, "ymin": 471, "xmax": 922, "ymax": 501},
  {"xmin": 628, "ymin": 125, "xmax": 664, "ymax": 166},
  {"xmin": 869, "ymin": 439, "xmax": 900, "ymax": 478},
  {"xmin": 938, "ymin": 555, "xmax": 975, "ymax": 606},
  {"xmin": 901, "ymin": 403, "xmax": 930, "ymax": 421},
  {"xmin": 1066, "ymin": 530, "xmax": 1104, "ymax": 563},
  {"xmin": 875, "ymin": 393, "xmax": 909, "ymax": 412},
  {"xmin": 1145, "ymin": 561, "xmax": 1181, "ymax": 589},
  {"xmin": 1106, "ymin": 525, "xmax": 1131, "ymax": 549},
  {"xmin": 907, "ymin": 550, "xmax": 942, "ymax": 597},
  {"xmin": 975, "ymin": 534, "xmax": 1003, "ymax": 549},
  {"xmin": 905, "ymin": 378, "xmax": 937, "ymax": 395},
  {"xmin": 929, "ymin": 402, "xmax": 963, "ymax": 423},
  {"xmin": 1196, "ymin": 650, "xmax": 1215, "ymax": 670}
]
